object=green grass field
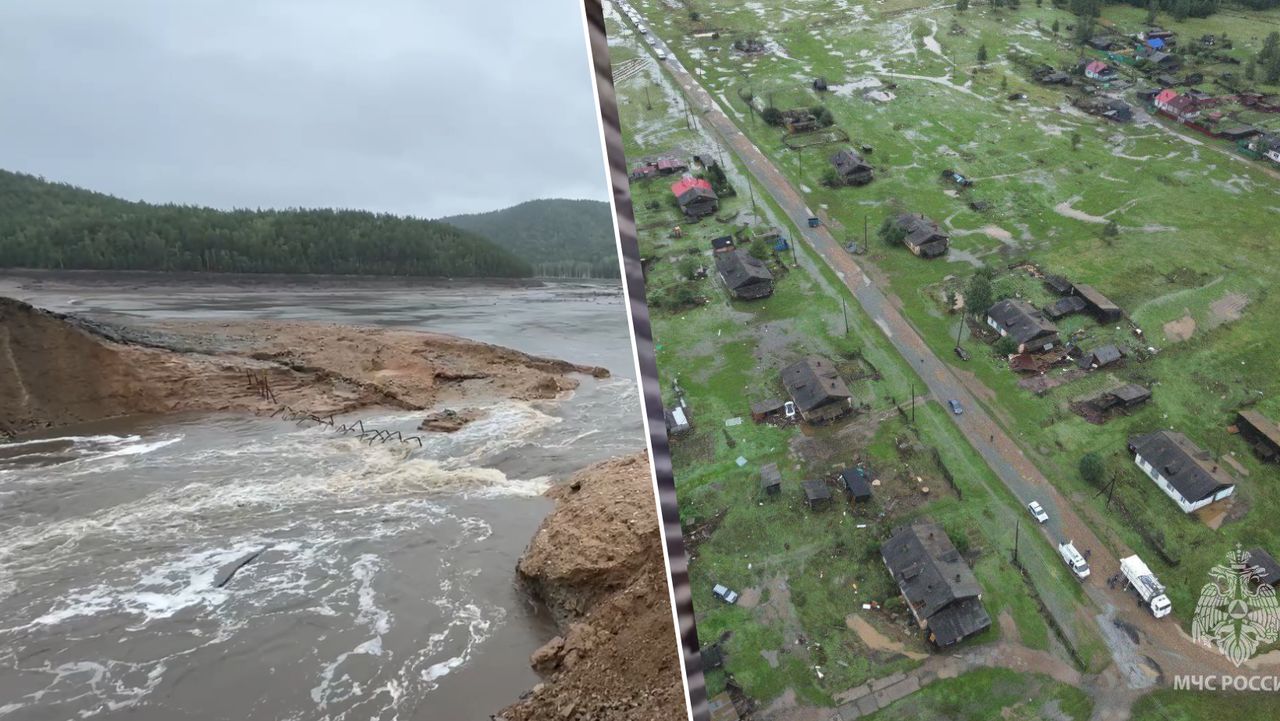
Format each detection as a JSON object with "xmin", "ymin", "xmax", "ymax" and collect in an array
[{"xmin": 863, "ymin": 668, "xmax": 1094, "ymax": 721}]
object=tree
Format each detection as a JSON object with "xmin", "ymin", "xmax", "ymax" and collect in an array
[
  {"xmin": 1145, "ymin": 0, "xmax": 1158, "ymax": 24},
  {"xmin": 677, "ymin": 256, "xmax": 701, "ymax": 280},
  {"xmin": 965, "ymin": 269, "xmax": 995, "ymax": 317},
  {"xmin": 994, "ymin": 336, "xmax": 1018, "ymax": 355},
  {"xmin": 1103, "ymin": 221, "xmax": 1120, "ymax": 241},
  {"xmin": 1172, "ymin": 0, "xmax": 1191, "ymax": 21},
  {"xmin": 957, "ymin": 0, "xmax": 970, "ymax": 10},
  {"xmin": 878, "ymin": 217, "xmax": 907, "ymax": 248},
  {"xmin": 1071, "ymin": 131, "xmax": 1083, "ymax": 150},
  {"xmin": 1052, "ymin": 18, "xmax": 1060, "ymax": 33},
  {"xmin": 977, "ymin": 44, "xmax": 989, "ymax": 65},
  {"xmin": 1079, "ymin": 452, "xmax": 1106, "ymax": 489},
  {"xmin": 689, "ymin": 10, "xmax": 701, "ymax": 21},
  {"xmin": 761, "ymin": 106, "xmax": 783, "ymax": 126},
  {"xmin": 748, "ymin": 237, "xmax": 771, "ymax": 260}
]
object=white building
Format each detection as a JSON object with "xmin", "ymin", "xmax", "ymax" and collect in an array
[{"xmin": 1129, "ymin": 431, "xmax": 1236, "ymax": 513}]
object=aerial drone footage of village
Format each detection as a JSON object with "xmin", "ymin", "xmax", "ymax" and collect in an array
[{"xmin": 603, "ymin": 0, "xmax": 1280, "ymax": 719}]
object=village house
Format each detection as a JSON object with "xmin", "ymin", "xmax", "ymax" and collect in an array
[
  {"xmin": 1129, "ymin": 430, "xmax": 1237, "ymax": 514},
  {"xmin": 671, "ymin": 176, "xmax": 719, "ymax": 219},
  {"xmin": 1033, "ymin": 65, "xmax": 1072, "ymax": 85},
  {"xmin": 760, "ymin": 462, "xmax": 782, "ymax": 496},
  {"xmin": 1155, "ymin": 89, "xmax": 1200, "ymax": 122},
  {"xmin": 780, "ymin": 109, "xmax": 819, "ymax": 133},
  {"xmin": 802, "ymin": 479, "xmax": 833, "ymax": 510},
  {"xmin": 1140, "ymin": 28, "xmax": 1177, "ymax": 46},
  {"xmin": 749, "ymin": 397, "xmax": 785, "ymax": 423},
  {"xmin": 838, "ymin": 466, "xmax": 873, "ymax": 503},
  {"xmin": 711, "ymin": 235, "xmax": 736, "ymax": 253},
  {"xmin": 781, "ymin": 356, "xmax": 853, "ymax": 423},
  {"xmin": 1085, "ymin": 60, "xmax": 1115, "ymax": 81},
  {"xmin": 1099, "ymin": 99, "xmax": 1134, "ymax": 122},
  {"xmin": 1072, "ymin": 284, "xmax": 1123, "ymax": 323},
  {"xmin": 829, "ymin": 147, "xmax": 874, "ymax": 186},
  {"xmin": 1086, "ymin": 35, "xmax": 1124, "ymax": 52},
  {"xmin": 1079, "ymin": 344, "xmax": 1124, "ymax": 370},
  {"xmin": 1045, "ymin": 295, "xmax": 1087, "ymax": 320},
  {"xmin": 1142, "ymin": 50, "xmax": 1181, "ymax": 71},
  {"xmin": 986, "ymin": 299, "xmax": 1059, "ymax": 352},
  {"xmin": 1094, "ymin": 383, "xmax": 1152, "ymax": 412},
  {"xmin": 1249, "ymin": 134, "xmax": 1280, "ymax": 164},
  {"xmin": 715, "ymin": 250, "xmax": 773, "ymax": 300},
  {"xmin": 1247, "ymin": 548, "xmax": 1280, "ymax": 588},
  {"xmin": 1236, "ymin": 410, "xmax": 1280, "ymax": 463},
  {"xmin": 881, "ymin": 519, "xmax": 991, "ymax": 647},
  {"xmin": 891, "ymin": 213, "xmax": 949, "ymax": 258}
]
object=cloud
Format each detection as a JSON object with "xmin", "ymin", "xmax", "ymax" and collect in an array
[{"xmin": 0, "ymin": 0, "xmax": 608, "ymax": 217}]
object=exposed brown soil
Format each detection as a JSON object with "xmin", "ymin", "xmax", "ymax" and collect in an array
[
  {"xmin": 0, "ymin": 297, "xmax": 606, "ymax": 437},
  {"xmin": 499, "ymin": 453, "xmax": 685, "ymax": 721}
]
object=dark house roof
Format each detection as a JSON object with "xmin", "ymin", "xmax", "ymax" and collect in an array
[
  {"xmin": 802, "ymin": 479, "xmax": 832, "ymax": 502},
  {"xmin": 781, "ymin": 356, "xmax": 851, "ymax": 413},
  {"xmin": 1129, "ymin": 430, "xmax": 1236, "ymax": 503},
  {"xmin": 1045, "ymin": 296, "xmax": 1087, "ymax": 320},
  {"xmin": 893, "ymin": 213, "xmax": 949, "ymax": 257},
  {"xmin": 750, "ymin": 398, "xmax": 785, "ymax": 416},
  {"xmin": 830, "ymin": 148, "xmax": 873, "ymax": 181},
  {"xmin": 882, "ymin": 520, "xmax": 989, "ymax": 645},
  {"xmin": 1044, "ymin": 274, "xmax": 1074, "ymax": 295},
  {"xmin": 987, "ymin": 299, "xmax": 1059, "ymax": 347},
  {"xmin": 1080, "ymin": 344, "xmax": 1124, "ymax": 369},
  {"xmin": 1248, "ymin": 548, "xmax": 1280, "ymax": 587},
  {"xmin": 926, "ymin": 597, "xmax": 992, "ymax": 647},
  {"xmin": 1072, "ymin": 284, "xmax": 1123, "ymax": 322},
  {"xmin": 838, "ymin": 467, "xmax": 872, "ymax": 499},
  {"xmin": 1237, "ymin": 410, "xmax": 1280, "ymax": 452},
  {"xmin": 1111, "ymin": 383, "xmax": 1152, "ymax": 404},
  {"xmin": 760, "ymin": 463, "xmax": 782, "ymax": 491},
  {"xmin": 715, "ymin": 250, "xmax": 773, "ymax": 293}
]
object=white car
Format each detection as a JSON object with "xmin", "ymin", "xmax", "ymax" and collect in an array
[
  {"xmin": 656, "ymin": 51, "xmax": 667, "ymax": 60},
  {"xmin": 783, "ymin": 401, "xmax": 797, "ymax": 419},
  {"xmin": 712, "ymin": 584, "xmax": 739, "ymax": 604},
  {"xmin": 1027, "ymin": 501, "xmax": 1049, "ymax": 523}
]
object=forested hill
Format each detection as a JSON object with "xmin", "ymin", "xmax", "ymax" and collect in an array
[
  {"xmin": 439, "ymin": 199, "xmax": 619, "ymax": 279},
  {"xmin": 0, "ymin": 170, "xmax": 533, "ymax": 278}
]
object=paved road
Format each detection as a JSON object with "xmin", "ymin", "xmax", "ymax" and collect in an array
[{"xmin": 614, "ymin": 0, "xmax": 1258, "ymax": 682}]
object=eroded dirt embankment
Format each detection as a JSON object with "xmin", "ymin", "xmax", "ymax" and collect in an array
[
  {"xmin": 0, "ymin": 297, "xmax": 607, "ymax": 437},
  {"xmin": 499, "ymin": 453, "xmax": 686, "ymax": 721}
]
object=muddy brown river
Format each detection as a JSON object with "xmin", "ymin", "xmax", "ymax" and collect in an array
[{"xmin": 0, "ymin": 274, "xmax": 642, "ymax": 721}]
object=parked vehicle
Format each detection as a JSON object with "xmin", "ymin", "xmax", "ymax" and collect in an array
[
  {"xmin": 954, "ymin": 346, "xmax": 970, "ymax": 361},
  {"xmin": 1027, "ymin": 501, "xmax": 1049, "ymax": 523},
  {"xmin": 783, "ymin": 401, "xmax": 796, "ymax": 419},
  {"xmin": 1120, "ymin": 555, "xmax": 1171, "ymax": 618},
  {"xmin": 807, "ymin": 217, "xmax": 821, "ymax": 227},
  {"xmin": 948, "ymin": 399, "xmax": 964, "ymax": 415},
  {"xmin": 712, "ymin": 584, "xmax": 739, "ymax": 604},
  {"xmin": 1058, "ymin": 541, "xmax": 1091, "ymax": 579}
]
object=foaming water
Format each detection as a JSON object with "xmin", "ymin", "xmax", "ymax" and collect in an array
[{"xmin": 0, "ymin": 280, "xmax": 642, "ymax": 721}]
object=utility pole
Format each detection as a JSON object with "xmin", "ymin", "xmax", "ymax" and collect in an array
[
  {"xmin": 863, "ymin": 215, "xmax": 868, "ymax": 252},
  {"xmin": 956, "ymin": 312, "xmax": 966, "ymax": 348},
  {"xmin": 748, "ymin": 181, "xmax": 757, "ymax": 216},
  {"xmin": 910, "ymin": 383, "xmax": 916, "ymax": 424},
  {"xmin": 645, "ymin": 84, "xmax": 652, "ymax": 110},
  {"xmin": 842, "ymin": 297, "xmax": 849, "ymax": 335}
]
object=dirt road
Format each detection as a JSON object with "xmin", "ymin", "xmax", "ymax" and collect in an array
[{"xmin": 629, "ymin": 8, "xmax": 1264, "ymax": 683}]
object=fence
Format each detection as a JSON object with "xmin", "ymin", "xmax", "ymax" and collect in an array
[{"xmin": 244, "ymin": 370, "xmax": 423, "ymax": 447}]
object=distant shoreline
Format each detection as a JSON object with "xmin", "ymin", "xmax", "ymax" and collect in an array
[{"xmin": 0, "ymin": 268, "xmax": 622, "ymax": 290}]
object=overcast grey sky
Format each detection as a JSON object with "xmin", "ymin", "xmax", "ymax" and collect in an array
[{"xmin": 0, "ymin": 0, "xmax": 607, "ymax": 218}]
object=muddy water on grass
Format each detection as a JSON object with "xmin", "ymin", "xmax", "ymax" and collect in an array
[{"xmin": 0, "ymin": 278, "xmax": 642, "ymax": 721}]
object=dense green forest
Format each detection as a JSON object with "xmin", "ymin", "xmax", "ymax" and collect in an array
[
  {"xmin": 0, "ymin": 170, "xmax": 534, "ymax": 277},
  {"xmin": 440, "ymin": 199, "xmax": 620, "ymax": 279}
]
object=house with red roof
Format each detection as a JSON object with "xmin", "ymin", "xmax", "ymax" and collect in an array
[
  {"xmin": 1155, "ymin": 89, "xmax": 1200, "ymax": 121},
  {"xmin": 1085, "ymin": 61, "xmax": 1114, "ymax": 81},
  {"xmin": 671, "ymin": 177, "xmax": 718, "ymax": 219}
]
